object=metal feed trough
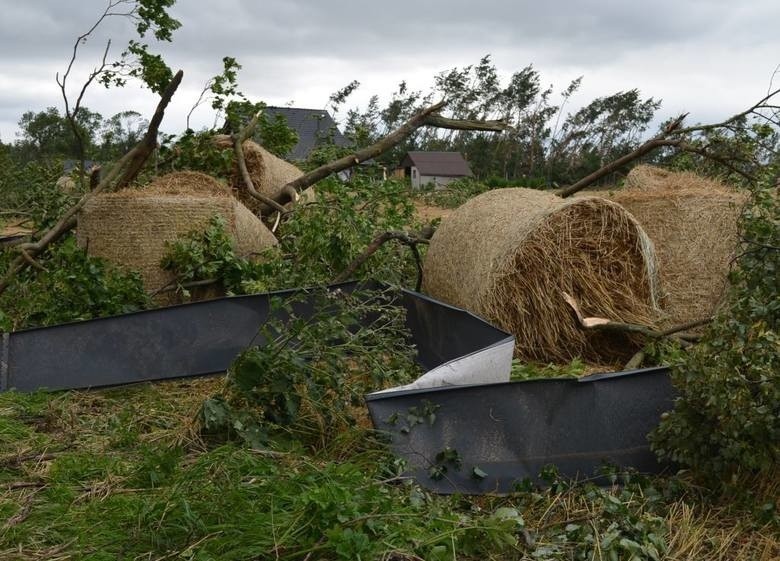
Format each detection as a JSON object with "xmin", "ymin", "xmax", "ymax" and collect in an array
[{"xmin": 0, "ymin": 283, "xmax": 674, "ymax": 493}]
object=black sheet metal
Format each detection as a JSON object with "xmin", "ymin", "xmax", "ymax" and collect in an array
[
  {"xmin": 0, "ymin": 283, "xmax": 512, "ymax": 393},
  {"xmin": 366, "ymin": 366, "xmax": 675, "ymax": 494},
  {"xmin": 2, "ymin": 283, "xmax": 675, "ymax": 494}
]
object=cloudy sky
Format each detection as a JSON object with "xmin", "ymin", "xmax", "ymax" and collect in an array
[{"xmin": 1, "ymin": 0, "xmax": 778, "ymax": 142}]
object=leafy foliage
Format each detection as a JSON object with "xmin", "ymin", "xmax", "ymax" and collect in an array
[
  {"xmin": 0, "ymin": 237, "xmax": 149, "ymax": 330},
  {"xmin": 0, "ymin": 151, "xmax": 71, "ymax": 228},
  {"xmin": 651, "ymin": 178, "xmax": 780, "ymax": 481},
  {"xmin": 160, "ymin": 176, "xmax": 420, "ymax": 299},
  {"xmin": 200, "ymin": 288, "xmax": 419, "ymax": 448},
  {"xmin": 159, "ymin": 214, "xmax": 265, "ymax": 298}
]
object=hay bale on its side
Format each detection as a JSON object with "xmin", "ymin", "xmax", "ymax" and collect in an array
[
  {"xmin": 77, "ymin": 175, "xmax": 277, "ymax": 299},
  {"xmin": 611, "ymin": 165, "xmax": 748, "ymax": 326},
  {"xmin": 423, "ymin": 188, "xmax": 658, "ymax": 363},
  {"xmin": 230, "ymin": 140, "xmax": 304, "ymax": 212}
]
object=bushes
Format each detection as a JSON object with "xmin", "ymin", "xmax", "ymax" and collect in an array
[{"xmin": 650, "ymin": 179, "xmax": 779, "ymax": 481}]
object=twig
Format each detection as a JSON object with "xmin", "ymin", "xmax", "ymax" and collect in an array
[{"xmin": 18, "ymin": 248, "xmax": 47, "ymax": 272}]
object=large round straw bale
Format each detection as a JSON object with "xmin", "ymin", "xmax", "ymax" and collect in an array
[
  {"xmin": 77, "ymin": 177, "xmax": 277, "ymax": 301},
  {"xmin": 423, "ymin": 188, "xmax": 659, "ymax": 363},
  {"xmin": 611, "ymin": 165, "xmax": 749, "ymax": 326},
  {"xmin": 230, "ymin": 140, "xmax": 304, "ymax": 212}
]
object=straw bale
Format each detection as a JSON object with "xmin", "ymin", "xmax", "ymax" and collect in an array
[
  {"xmin": 423, "ymin": 188, "xmax": 659, "ymax": 363},
  {"xmin": 230, "ymin": 140, "xmax": 304, "ymax": 212},
  {"xmin": 77, "ymin": 186, "xmax": 277, "ymax": 300},
  {"xmin": 611, "ymin": 165, "xmax": 748, "ymax": 326},
  {"xmin": 144, "ymin": 171, "xmax": 231, "ymax": 197}
]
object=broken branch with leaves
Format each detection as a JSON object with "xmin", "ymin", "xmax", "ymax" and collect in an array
[{"xmin": 557, "ymin": 87, "xmax": 780, "ymax": 197}]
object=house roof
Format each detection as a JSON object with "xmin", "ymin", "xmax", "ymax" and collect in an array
[
  {"xmin": 400, "ymin": 151, "xmax": 472, "ymax": 177},
  {"xmin": 263, "ymin": 106, "xmax": 349, "ymax": 160}
]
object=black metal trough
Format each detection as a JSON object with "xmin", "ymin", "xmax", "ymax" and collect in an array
[{"xmin": 1, "ymin": 283, "xmax": 674, "ymax": 493}]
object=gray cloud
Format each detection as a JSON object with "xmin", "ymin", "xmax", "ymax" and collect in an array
[{"xmin": 1, "ymin": 0, "xmax": 778, "ymax": 140}]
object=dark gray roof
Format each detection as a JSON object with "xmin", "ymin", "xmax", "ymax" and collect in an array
[
  {"xmin": 400, "ymin": 151, "xmax": 472, "ymax": 177},
  {"xmin": 264, "ymin": 106, "xmax": 349, "ymax": 160}
]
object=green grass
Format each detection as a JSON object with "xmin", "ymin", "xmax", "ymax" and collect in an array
[{"xmin": 1, "ymin": 379, "xmax": 777, "ymax": 560}]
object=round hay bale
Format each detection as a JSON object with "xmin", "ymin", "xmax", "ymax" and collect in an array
[
  {"xmin": 144, "ymin": 171, "xmax": 230, "ymax": 197},
  {"xmin": 230, "ymin": 140, "xmax": 304, "ymax": 212},
  {"xmin": 611, "ymin": 165, "xmax": 749, "ymax": 327},
  {"xmin": 77, "ymin": 189, "xmax": 278, "ymax": 302},
  {"xmin": 423, "ymin": 188, "xmax": 659, "ymax": 363}
]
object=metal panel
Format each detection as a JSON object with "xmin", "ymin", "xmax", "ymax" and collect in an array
[
  {"xmin": 366, "ymin": 367, "xmax": 675, "ymax": 494},
  {"xmin": 1, "ymin": 283, "xmax": 513, "ymax": 393}
]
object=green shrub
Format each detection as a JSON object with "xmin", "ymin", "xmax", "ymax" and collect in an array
[
  {"xmin": 650, "ymin": 179, "xmax": 779, "ymax": 482},
  {"xmin": 161, "ymin": 177, "xmax": 420, "ymax": 296}
]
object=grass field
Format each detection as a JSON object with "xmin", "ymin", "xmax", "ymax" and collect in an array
[{"xmin": 1, "ymin": 376, "xmax": 777, "ymax": 560}]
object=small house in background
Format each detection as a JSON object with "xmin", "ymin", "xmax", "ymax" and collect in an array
[
  {"xmin": 398, "ymin": 151, "xmax": 472, "ymax": 189},
  {"xmin": 263, "ymin": 106, "xmax": 349, "ymax": 161}
]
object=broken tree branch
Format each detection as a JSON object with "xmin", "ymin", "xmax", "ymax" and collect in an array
[
  {"xmin": 421, "ymin": 114, "xmax": 509, "ymax": 132},
  {"xmin": 563, "ymin": 292, "xmax": 713, "ymax": 341},
  {"xmin": 332, "ymin": 226, "xmax": 435, "ymax": 285},
  {"xmin": 254, "ymin": 101, "xmax": 507, "ymax": 213},
  {"xmin": 230, "ymin": 112, "xmax": 290, "ymax": 216},
  {"xmin": 557, "ymin": 86, "xmax": 780, "ymax": 198},
  {"xmin": 115, "ymin": 70, "xmax": 184, "ymax": 188},
  {"xmin": 0, "ymin": 70, "xmax": 184, "ymax": 297},
  {"xmin": 557, "ymin": 115, "xmax": 686, "ymax": 198}
]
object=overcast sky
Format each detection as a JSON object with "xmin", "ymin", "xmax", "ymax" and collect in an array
[{"xmin": 1, "ymin": 0, "xmax": 778, "ymax": 142}]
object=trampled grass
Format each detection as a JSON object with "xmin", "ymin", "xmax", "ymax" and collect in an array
[{"xmin": 1, "ymin": 380, "xmax": 777, "ymax": 560}]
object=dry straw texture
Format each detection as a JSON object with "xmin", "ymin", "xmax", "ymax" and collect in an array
[
  {"xmin": 77, "ymin": 172, "xmax": 277, "ymax": 298},
  {"xmin": 230, "ymin": 140, "xmax": 304, "ymax": 212},
  {"xmin": 423, "ymin": 188, "xmax": 659, "ymax": 363},
  {"xmin": 611, "ymin": 165, "xmax": 748, "ymax": 327}
]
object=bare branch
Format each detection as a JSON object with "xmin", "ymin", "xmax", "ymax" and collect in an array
[
  {"xmin": 115, "ymin": 70, "xmax": 184, "ymax": 187},
  {"xmin": 422, "ymin": 114, "xmax": 509, "ymax": 132},
  {"xmin": 676, "ymin": 87, "xmax": 780, "ymax": 135}
]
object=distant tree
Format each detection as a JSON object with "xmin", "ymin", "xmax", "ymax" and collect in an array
[
  {"xmin": 15, "ymin": 106, "xmax": 103, "ymax": 163},
  {"xmin": 98, "ymin": 110, "xmax": 149, "ymax": 160}
]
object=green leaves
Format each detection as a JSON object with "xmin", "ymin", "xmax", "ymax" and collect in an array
[
  {"xmin": 0, "ymin": 237, "xmax": 149, "ymax": 331},
  {"xmin": 199, "ymin": 288, "xmax": 419, "ymax": 448}
]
